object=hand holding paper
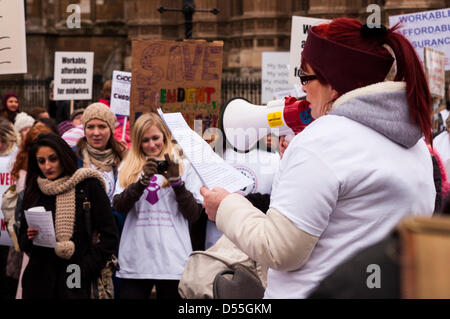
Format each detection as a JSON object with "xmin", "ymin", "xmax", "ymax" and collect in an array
[
  {"xmin": 157, "ymin": 109, "xmax": 253, "ymax": 193},
  {"xmin": 24, "ymin": 206, "xmax": 57, "ymax": 248},
  {"xmin": 200, "ymin": 186, "xmax": 230, "ymax": 221}
]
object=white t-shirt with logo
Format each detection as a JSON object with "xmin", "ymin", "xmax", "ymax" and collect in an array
[
  {"xmin": 205, "ymin": 148, "xmax": 280, "ymax": 249},
  {"xmin": 92, "ymin": 165, "xmax": 116, "ymax": 204},
  {"xmin": 265, "ymin": 115, "xmax": 435, "ymax": 298},
  {"xmin": 114, "ymin": 160, "xmax": 203, "ymax": 279}
]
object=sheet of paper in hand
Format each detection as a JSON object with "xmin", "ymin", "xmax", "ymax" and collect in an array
[{"xmin": 25, "ymin": 206, "xmax": 57, "ymax": 248}]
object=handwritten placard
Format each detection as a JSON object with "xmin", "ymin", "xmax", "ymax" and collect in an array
[
  {"xmin": 53, "ymin": 51, "xmax": 94, "ymax": 100},
  {"xmin": 0, "ymin": 0, "xmax": 27, "ymax": 74},
  {"xmin": 130, "ymin": 40, "xmax": 223, "ymax": 130},
  {"xmin": 262, "ymin": 52, "xmax": 304, "ymax": 104},
  {"xmin": 424, "ymin": 47, "xmax": 446, "ymax": 98}
]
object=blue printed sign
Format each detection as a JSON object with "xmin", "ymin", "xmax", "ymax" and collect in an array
[{"xmin": 389, "ymin": 8, "xmax": 450, "ymax": 70}]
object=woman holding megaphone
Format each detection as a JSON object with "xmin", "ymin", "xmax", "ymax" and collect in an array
[{"xmin": 201, "ymin": 18, "xmax": 436, "ymax": 298}]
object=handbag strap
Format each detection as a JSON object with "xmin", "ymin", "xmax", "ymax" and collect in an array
[{"xmin": 80, "ymin": 185, "xmax": 93, "ymax": 243}]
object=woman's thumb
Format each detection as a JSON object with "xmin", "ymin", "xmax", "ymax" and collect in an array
[{"xmin": 200, "ymin": 186, "xmax": 209, "ymax": 197}]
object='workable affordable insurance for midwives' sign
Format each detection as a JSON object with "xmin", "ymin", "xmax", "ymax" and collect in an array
[
  {"xmin": 389, "ymin": 8, "xmax": 450, "ymax": 70},
  {"xmin": 53, "ymin": 52, "xmax": 94, "ymax": 100}
]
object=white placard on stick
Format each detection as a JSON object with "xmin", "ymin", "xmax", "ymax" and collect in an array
[
  {"xmin": 53, "ymin": 52, "xmax": 94, "ymax": 101},
  {"xmin": 288, "ymin": 16, "xmax": 330, "ymax": 85},
  {"xmin": 0, "ymin": 0, "xmax": 27, "ymax": 75},
  {"xmin": 261, "ymin": 52, "xmax": 304, "ymax": 104},
  {"xmin": 110, "ymin": 70, "xmax": 131, "ymax": 116},
  {"xmin": 389, "ymin": 8, "xmax": 450, "ymax": 70}
]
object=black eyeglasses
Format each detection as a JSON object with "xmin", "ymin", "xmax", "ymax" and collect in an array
[{"xmin": 299, "ymin": 74, "xmax": 318, "ymax": 86}]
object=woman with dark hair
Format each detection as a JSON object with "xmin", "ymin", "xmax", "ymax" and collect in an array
[
  {"xmin": 28, "ymin": 107, "xmax": 49, "ymax": 120},
  {"xmin": 1, "ymin": 92, "xmax": 20, "ymax": 123},
  {"xmin": 201, "ymin": 18, "xmax": 436, "ymax": 298},
  {"xmin": 9, "ymin": 122, "xmax": 53, "ymax": 299},
  {"xmin": 35, "ymin": 117, "xmax": 60, "ymax": 136},
  {"xmin": 17, "ymin": 133, "xmax": 118, "ymax": 299}
]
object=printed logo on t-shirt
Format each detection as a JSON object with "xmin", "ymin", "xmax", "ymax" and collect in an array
[
  {"xmin": 98, "ymin": 170, "xmax": 115, "ymax": 201},
  {"xmin": 146, "ymin": 175, "xmax": 161, "ymax": 204},
  {"xmin": 234, "ymin": 165, "xmax": 257, "ymax": 195}
]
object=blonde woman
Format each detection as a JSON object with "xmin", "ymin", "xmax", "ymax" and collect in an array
[{"xmin": 112, "ymin": 112, "xmax": 203, "ymax": 299}]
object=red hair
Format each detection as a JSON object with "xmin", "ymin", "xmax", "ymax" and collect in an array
[
  {"xmin": 306, "ymin": 18, "xmax": 432, "ymax": 145},
  {"xmin": 428, "ymin": 144, "xmax": 450, "ymax": 197}
]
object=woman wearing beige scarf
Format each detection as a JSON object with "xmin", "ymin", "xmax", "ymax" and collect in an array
[
  {"xmin": 17, "ymin": 134, "xmax": 118, "ymax": 299},
  {"xmin": 74, "ymin": 103, "xmax": 126, "ymax": 203}
]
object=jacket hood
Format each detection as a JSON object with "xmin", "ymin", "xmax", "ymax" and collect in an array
[{"xmin": 329, "ymin": 81, "xmax": 422, "ymax": 148}]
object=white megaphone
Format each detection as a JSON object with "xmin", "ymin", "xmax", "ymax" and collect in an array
[{"xmin": 222, "ymin": 96, "xmax": 313, "ymax": 151}]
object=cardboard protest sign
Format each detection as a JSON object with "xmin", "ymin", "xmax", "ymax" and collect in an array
[
  {"xmin": 262, "ymin": 52, "xmax": 304, "ymax": 104},
  {"xmin": 0, "ymin": 0, "xmax": 27, "ymax": 74},
  {"xmin": 288, "ymin": 16, "xmax": 330, "ymax": 85},
  {"xmin": 389, "ymin": 8, "xmax": 450, "ymax": 70},
  {"xmin": 53, "ymin": 52, "xmax": 94, "ymax": 100},
  {"xmin": 110, "ymin": 70, "xmax": 132, "ymax": 116},
  {"xmin": 130, "ymin": 40, "xmax": 223, "ymax": 130},
  {"xmin": 424, "ymin": 47, "xmax": 446, "ymax": 99}
]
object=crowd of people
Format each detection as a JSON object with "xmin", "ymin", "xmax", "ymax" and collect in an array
[{"xmin": 0, "ymin": 17, "xmax": 449, "ymax": 299}]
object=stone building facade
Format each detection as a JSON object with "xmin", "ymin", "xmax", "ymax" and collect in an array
[
  {"xmin": 1, "ymin": 0, "xmax": 448, "ymax": 108},
  {"xmin": 19, "ymin": 0, "xmax": 450, "ymax": 78}
]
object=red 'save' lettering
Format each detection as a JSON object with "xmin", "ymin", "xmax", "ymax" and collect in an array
[{"xmin": 0, "ymin": 173, "xmax": 14, "ymax": 185}]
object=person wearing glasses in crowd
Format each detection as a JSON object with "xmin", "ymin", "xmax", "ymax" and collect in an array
[{"xmin": 200, "ymin": 18, "xmax": 436, "ymax": 298}]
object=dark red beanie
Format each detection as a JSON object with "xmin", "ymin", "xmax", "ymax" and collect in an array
[{"xmin": 301, "ymin": 27, "xmax": 394, "ymax": 95}]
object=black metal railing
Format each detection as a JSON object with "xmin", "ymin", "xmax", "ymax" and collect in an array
[
  {"xmin": 0, "ymin": 77, "xmax": 262, "ymax": 113},
  {"xmin": 221, "ymin": 77, "xmax": 261, "ymax": 106},
  {"xmin": 0, "ymin": 79, "xmax": 52, "ymax": 113}
]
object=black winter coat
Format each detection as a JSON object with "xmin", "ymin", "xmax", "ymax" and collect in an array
[{"xmin": 18, "ymin": 178, "xmax": 119, "ymax": 299}]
